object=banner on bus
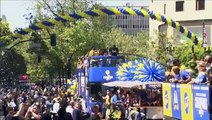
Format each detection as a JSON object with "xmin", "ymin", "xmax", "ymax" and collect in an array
[
  {"xmin": 88, "ymin": 67, "xmax": 118, "ymax": 83},
  {"xmin": 192, "ymin": 85, "xmax": 210, "ymax": 120},
  {"xmin": 171, "ymin": 83, "xmax": 181, "ymax": 119},
  {"xmin": 163, "ymin": 83, "xmax": 210, "ymax": 120},
  {"xmin": 162, "ymin": 83, "xmax": 172, "ymax": 117}
]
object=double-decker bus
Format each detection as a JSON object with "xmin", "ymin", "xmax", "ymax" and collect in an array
[{"xmin": 76, "ymin": 56, "xmax": 125, "ymax": 113}]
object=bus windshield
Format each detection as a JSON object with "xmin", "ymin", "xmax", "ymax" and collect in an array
[
  {"xmin": 89, "ymin": 83, "xmax": 110, "ymax": 102},
  {"xmin": 89, "ymin": 56, "xmax": 125, "ymax": 67}
]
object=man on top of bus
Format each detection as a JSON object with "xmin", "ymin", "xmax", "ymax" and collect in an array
[
  {"xmin": 170, "ymin": 66, "xmax": 191, "ymax": 83},
  {"xmin": 172, "ymin": 59, "xmax": 186, "ymax": 71},
  {"xmin": 169, "ymin": 59, "xmax": 191, "ymax": 83},
  {"xmin": 203, "ymin": 55, "xmax": 212, "ymax": 71},
  {"xmin": 109, "ymin": 45, "xmax": 119, "ymax": 56},
  {"xmin": 189, "ymin": 61, "xmax": 207, "ymax": 84}
]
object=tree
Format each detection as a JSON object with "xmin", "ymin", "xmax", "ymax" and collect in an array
[
  {"xmin": 0, "ymin": 20, "xmax": 27, "ymax": 84},
  {"xmin": 17, "ymin": 0, "xmax": 175, "ymax": 83}
]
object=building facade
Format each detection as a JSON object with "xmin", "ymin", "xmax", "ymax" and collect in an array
[
  {"xmin": 96, "ymin": 0, "xmax": 152, "ymax": 35},
  {"xmin": 108, "ymin": 7, "xmax": 149, "ymax": 35},
  {"xmin": 149, "ymin": 0, "xmax": 212, "ymax": 45}
]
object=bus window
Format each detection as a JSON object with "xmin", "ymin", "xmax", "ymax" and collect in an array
[
  {"xmin": 89, "ymin": 56, "xmax": 125, "ymax": 67},
  {"xmin": 89, "ymin": 83, "xmax": 102, "ymax": 102}
]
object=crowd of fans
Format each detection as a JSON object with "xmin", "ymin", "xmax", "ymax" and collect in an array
[
  {"xmin": 166, "ymin": 55, "xmax": 212, "ymax": 85},
  {"xmin": 0, "ymin": 85, "xmax": 92, "ymax": 120}
]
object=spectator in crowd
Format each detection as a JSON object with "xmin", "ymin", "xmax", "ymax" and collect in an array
[
  {"xmin": 0, "ymin": 99, "xmax": 5, "ymax": 120},
  {"xmin": 72, "ymin": 102, "xmax": 83, "ymax": 120},
  {"xmin": 89, "ymin": 106, "xmax": 101, "ymax": 120},
  {"xmin": 52, "ymin": 98, "xmax": 60, "ymax": 120},
  {"xmin": 78, "ymin": 96, "xmax": 86, "ymax": 113},
  {"xmin": 25, "ymin": 104, "xmax": 41, "ymax": 120},
  {"xmin": 57, "ymin": 107, "xmax": 73, "ymax": 120},
  {"xmin": 66, "ymin": 101, "xmax": 75, "ymax": 116},
  {"xmin": 94, "ymin": 104, "xmax": 102, "ymax": 120}
]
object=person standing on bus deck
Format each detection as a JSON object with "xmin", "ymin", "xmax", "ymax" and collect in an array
[
  {"xmin": 109, "ymin": 45, "xmax": 119, "ymax": 56},
  {"xmin": 189, "ymin": 61, "xmax": 207, "ymax": 84}
]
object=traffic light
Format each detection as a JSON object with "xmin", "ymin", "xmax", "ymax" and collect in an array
[{"xmin": 50, "ymin": 33, "xmax": 57, "ymax": 46}]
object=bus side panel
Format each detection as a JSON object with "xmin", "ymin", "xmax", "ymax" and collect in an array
[{"xmin": 77, "ymin": 69, "xmax": 86, "ymax": 99}]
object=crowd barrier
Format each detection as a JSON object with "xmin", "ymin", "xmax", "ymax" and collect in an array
[{"xmin": 162, "ymin": 83, "xmax": 212, "ymax": 120}]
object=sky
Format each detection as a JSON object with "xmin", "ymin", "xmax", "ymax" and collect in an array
[
  {"xmin": 1, "ymin": 0, "xmax": 35, "ymax": 31},
  {"xmin": 1, "ymin": 0, "xmax": 151, "ymax": 31}
]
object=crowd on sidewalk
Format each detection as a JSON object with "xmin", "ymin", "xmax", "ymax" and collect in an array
[{"xmin": 0, "ymin": 85, "xmax": 91, "ymax": 120}]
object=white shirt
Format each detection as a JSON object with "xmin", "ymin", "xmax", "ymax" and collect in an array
[
  {"xmin": 8, "ymin": 101, "xmax": 16, "ymax": 108},
  {"xmin": 66, "ymin": 105, "xmax": 74, "ymax": 116},
  {"xmin": 52, "ymin": 102, "xmax": 60, "ymax": 114},
  {"xmin": 80, "ymin": 99, "xmax": 87, "ymax": 112}
]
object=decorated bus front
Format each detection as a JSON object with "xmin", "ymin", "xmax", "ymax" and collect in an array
[{"xmin": 77, "ymin": 56, "xmax": 124, "ymax": 113}]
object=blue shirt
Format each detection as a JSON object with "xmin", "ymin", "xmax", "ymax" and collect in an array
[
  {"xmin": 174, "ymin": 70, "xmax": 190, "ymax": 81},
  {"xmin": 194, "ymin": 72, "xmax": 207, "ymax": 84},
  {"xmin": 174, "ymin": 74, "xmax": 181, "ymax": 80},
  {"xmin": 111, "ymin": 94, "xmax": 118, "ymax": 104},
  {"xmin": 180, "ymin": 70, "xmax": 190, "ymax": 80}
]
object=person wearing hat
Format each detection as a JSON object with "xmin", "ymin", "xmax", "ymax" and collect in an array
[{"xmin": 189, "ymin": 61, "xmax": 207, "ymax": 84}]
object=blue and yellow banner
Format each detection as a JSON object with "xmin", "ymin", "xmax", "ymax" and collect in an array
[
  {"xmin": 171, "ymin": 83, "xmax": 181, "ymax": 119},
  {"xmin": 163, "ymin": 83, "xmax": 211, "ymax": 120},
  {"xmin": 192, "ymin": 85, "xmax": 210, "ymax": 120},
  {"xmin": 180, "ymin": 84, "xmax": 194, "ymax": 120},
  {"xmin": 88, "ymin": 67, "xmax": 118, "ymax": 83},
  {"xmin": 162, "ymin": 83, "xmax": 172, "ymax": 117}
]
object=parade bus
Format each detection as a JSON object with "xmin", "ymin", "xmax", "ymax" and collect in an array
[
  {"xmin": 76, "ymin": 55, "xmax": 165, "ymax": 119},
  {"xmin": 77, "ymin": 56, "xmax": 125, "ymax": 113}
]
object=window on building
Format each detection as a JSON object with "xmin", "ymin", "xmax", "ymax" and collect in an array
[
  {"xmin": 176, "ymin": 1, "xmax": 184, "ymax": 12},
  {"xmin": 196, "ymin": 0, "xmax": 205, "ymax": 10}
]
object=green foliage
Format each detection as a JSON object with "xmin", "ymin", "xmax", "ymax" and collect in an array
[{"xmin": 0, "ymin": 20, "xmax": 12, "ymax": 46}]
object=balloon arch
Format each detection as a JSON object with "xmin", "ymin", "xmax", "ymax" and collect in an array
[{"xmin": 13, "ymin": 7, "xmax": 201, "ymax": 46}]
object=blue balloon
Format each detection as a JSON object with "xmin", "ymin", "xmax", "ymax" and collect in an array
[{"xmin": 117, "ymin": 57, "xmax": 165, "ymax": 82}]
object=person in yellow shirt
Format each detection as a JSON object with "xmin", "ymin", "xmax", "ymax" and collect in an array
[
  {"xmin": 106, "ymin": 104, "xmax": 120, "ymax": 120},
  {"xmin": 88, "ymin": 48, "xmax": 95, "ymax": 57},
  {"xmin": 100, "ymin": 90, "xmax": 111, "ymax": 119}
]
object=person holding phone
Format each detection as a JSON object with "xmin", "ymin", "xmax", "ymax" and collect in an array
[{"xmin": 25, "ymin": 104, "xmax": 41, "ymax": 120}]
